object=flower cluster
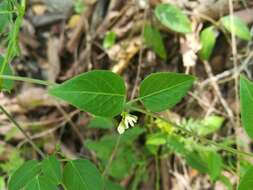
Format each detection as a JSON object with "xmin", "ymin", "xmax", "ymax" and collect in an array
[{"xmin": 117, "ymin": 112, "xmax": 138, "ymax": 134}]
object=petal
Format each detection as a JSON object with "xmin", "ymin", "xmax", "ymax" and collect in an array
[
  {"xmin": 129, "ymin": 115, "xmax": 138, "ymax": 123},
  {"xmin": 128, "ymin": 120, "xmax": 135, "ymax": 127},
  {"xmin": 124, "ymin": 119, "xmax": 129, "ymax": 129},
  {"xmin": 117, "ymin": 125, "xmax": 125, "ymax": 134}
]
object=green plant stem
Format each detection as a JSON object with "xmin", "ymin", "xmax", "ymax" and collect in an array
[
  {"xmin": 0, "ymin": 105, "xmax": 45, "ymax": 158},
  {"xmin": 127, "ymin": 98, "xmax": 141, "ymax": 106},
  {"xmin": 155, "ymin": 155, "xmax": 160, "ymax": 190},
  {"xmin": 130, "ymin": 106, "xmax": 253, "ymax": 159},
  {"xmin": 102, "ymin": 135, "xmax": 121, "ymax": 177},
  {"xmin": 0, "ymin": 75, "xmax": 54, "ymax": 86},
  {"xmin": 0, "ymin": 10, "xmax": 17, "ymax": 14},
  {"xmin": 61, "ymin": 182, "xmax": 68, "ymax": 190}
]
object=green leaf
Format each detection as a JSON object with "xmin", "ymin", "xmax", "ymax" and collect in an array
[
  {"xmin": 88, "ymin": 117, "xmax": 113, "ymax": 129},
  {"xmin": 198, "ymin": 115, "xmax": 224, "ymax": 136},
  {"xmin": 24, "ymin": 176, "xmax": 58, "ymax": 190},
  {"xmin": 85, "ymin": 132, "xmax": 141, "ymax": 180},
  {"xmin": 120, "ymin": 127, "xmax": 145, "ymax": 144},
  {"xmin": 105, "ymin": 179, "xmax": 125, "ymax": 190},
  {"xmin": 185, "ymin": 151, "xmax": 209, "ymax": 173},
  {"xmin": 0, "ymin": 55, "xmax": 14, "ymax": 92},
  {"xmin": 238, "ymin": 166, "xmax": 253, "ymax": 190},
  {"xmin": 108, "ymin": 148, "xmax": 137, "ymax": 179},
  {"xmin": 0, "ymin": 1, "xmax": 11, "ymax": 33},
  {"xmin": 4, "ymin": 2, "xmax": 24, "ymax": 65},
  {"xmin": 0, "ymin": 177, "xmax": 5, "ymax": 189},
  {"xmin": 41, "ymin": 155, "xmax": 62, "ymax": 184},
  {"xmin": 186, "ymin": 150, "xmax": 222, "ymax": 182},
  {"xmin": 166, "ymin": 135, "xmax": 186, "ymax": 154},
  {"xmin": 85, "ymin": 136, "xmax": 117, "ymax": 161},
  {"xmin": 206, "ymin": 151, "xmax": 222, "ymax": 181},
  {"xmin": 144, "ymin": 24, "xmax": 167, "ymax": 59},
  {"xmin": 240, "ymin": 160, "xmax": 252, "ymax": 177},
  {"xmin": 181, "ymin": 116, "xmax": 224, "ymax": 136},
  {"xmin": 103, "ymin": 31, "xmax": 117, "ymax": 49},
  {"xmin": 146, "ymin": 132, "xmax": 167, "ymax": 145},
  {"xmin": 220, "ymin": 16, "xmax": 251, "ymax": 41},
  {"xmin": 155, "ymin": 4, "xmax": 192, "ymax": 33},
  {"xmin": 63, "ymin": 159, "xmax": 103, "ymax": 190},
  {"xmin": 0, "ymin": 150, "xmax": 24, "ymax": 176},
  {"xmin": 49, "ymin": 70, "xmax": 126, "ymax": 117},
  {"xmin": 199, "ymin": 26, "xmax": 217, "ymax": 60},
  {"xmin": 139, "ymin": 72, "xmax": 195, "ymax": 112},
  {"xmin": 240, "ymin": 75, "xmax": 253, "ymax": 139},
  {"xmin": 219, "ymin": 175, "xmax": 233, "ymax": 190},
  {"xmin": 74, "ymin": 0, "xmax": 86, "ymax": 14},
  {"xmin": 8, "ymin": 160, "xmax": 41, "ymax": 190}
]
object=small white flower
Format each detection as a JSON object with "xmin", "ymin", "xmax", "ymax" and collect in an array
[
  {"xmin": 124, "ymin": 117, "xmax": 129, "ymax": 129},
  {"xmin": 125, "ymin": 114, "xmax": 138, "ymax": 127},
  {"xmin": 117, "ymin": 122, "xmax": 125, "ymax": 134},
  {"xmin": 117, "ymin": 112, "xmax": 138, "ymax": 134}
]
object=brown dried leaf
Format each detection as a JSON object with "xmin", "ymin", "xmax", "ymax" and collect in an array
[
  {"xmin": 180, "ymin": 21, "xmax": 201, "ymax": 68},
  {"xmin": 47, "ymin": 36, "xmax": 61, "ymax": 82},
  {"xmin": 67, "ymin": 14, "xmax": 81, "ymax": 29},
  {"xmin": 32, "ymin": 4, "xmax": 47, "ymax": 15},
  {"xmin": 16, "ymin": 87, "xmax": 55, "ymax": 109},
  {"xmin": 109, "ymin": 37, "xmax": 142, "ymax": 74}
]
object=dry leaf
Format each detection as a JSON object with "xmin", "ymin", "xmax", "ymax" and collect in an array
[
  {"xmin": 108, "ymin": 37, "xmax": 142, "ymax": 74},
  {"xmin": 47, "ymin": 36, "xmax": 61, "ymax": 82},
  {"xmin": 16, "ymin": 87, "xmax": 55, "ymax": 109},
  {"xmin": 67, "ymin": 14, "xmax": 81, "ymax": 29},
  {"xmin": 32, "ymin": 4, "xmax": 47, "ymax": 15},
  {"xmin": 180, "ymin": 21, "xmax": 201, "ymax": 68},
  {"xmin": 0, "ymin": 93, "xmax": 25, "ymax": 116}
]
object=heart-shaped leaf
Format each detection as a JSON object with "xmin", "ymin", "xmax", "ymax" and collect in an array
[
  {"xmin": 240, "ymin": 75, "xmax": 253, "ymax": 140},
  {"xmin": 49, "ymin": 70, "xmax": 126, "ymax": 117},
  {"xmin": 155, "ymin": 4, "xmax": 192, "ymax": 33},
  {"xmin": 139, "ymin": 72, "xmax": 195, "ymax": 112},
  {"xmin": 63, "ymin": 159, "xmax": 103, "ymax": 190}
]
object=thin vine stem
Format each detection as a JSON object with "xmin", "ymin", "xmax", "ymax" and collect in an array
[
  {"xmin": 155, "ymin": 155, "xmax": 160, "ymax": 190},
  {"xmin": 0, "ymin": 75, "xmax": 55, "ymax": 86},
  {"xmin": 0, "ymin": 10, "xmax": 17, "ymax": 14},
  {"xmin": 126, "ymin": 98, "xmax": 141, "ymax": 106},
  {"xmin": 129, "ymin": 106, "xmax": 253, "ymax": 159},
  {"xmin": 0, "ymin": 105, "xmax": 45, "ymax": 158},
  {"xmin": 102, "ymin": 135, "xmax": 121, "ymax": 177}
]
